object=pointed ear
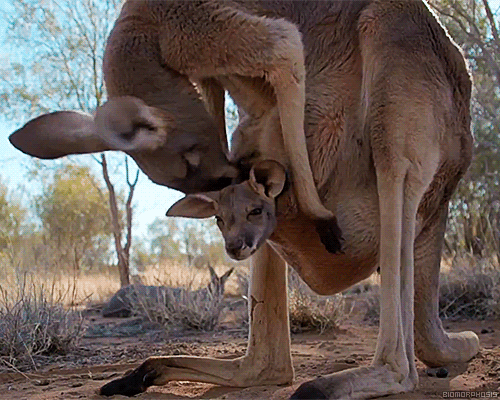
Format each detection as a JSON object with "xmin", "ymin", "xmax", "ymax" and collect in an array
[
  {"xmin": 95, "ymin": 96, "xmax": 168, "ymax": 152},
  {"xmin": 248, "ymin": 160, "xmax": 286, "ymax": 199},
  {"xmin": 166, "ymin": 192, "xmax": 220, "ymax": 218},
  {"xmin": 208, "ymin": 264, "xmax": 217, "ymax": 281},
  {"xmin": 221, "ymin": 268, "xmax": 234, "ymax": 283},
  {"xmin": 9, "ymin": 111, "xmax": 110, "ymax": 159}
]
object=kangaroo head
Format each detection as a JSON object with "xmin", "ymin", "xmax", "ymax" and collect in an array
[
  {"xmin": 9, "ymin": 96, "xmax": 237, "ymax": 194},
  {"xmin": 167, "ymin": 160, "xmax": 287, "ymax": 260},
  {"xmin": 207, "ymin": 265, "xmax": 234, "ymax": 297}
]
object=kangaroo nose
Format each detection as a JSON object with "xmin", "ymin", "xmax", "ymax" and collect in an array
[{"xmin": 226, "ymin": 239, "xmax": 246, "ymax": 254}]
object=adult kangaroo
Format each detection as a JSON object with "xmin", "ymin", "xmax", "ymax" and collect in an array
[
  {"xmin": 9, "ymin": 0, "xmax": 336, "ymax": 232},
  {"xmin": 103, "ymin": 0, "xmax": 478, "ymax": 399},
  {"xmin": 10, "ymin": 0, "xmax": 479, "ymax": 398}
]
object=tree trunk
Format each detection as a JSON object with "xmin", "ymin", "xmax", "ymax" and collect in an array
[{"xmin": 100, "ymin": 154, "xmax": 139, "ymax": 287}]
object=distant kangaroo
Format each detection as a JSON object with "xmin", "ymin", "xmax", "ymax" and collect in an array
[{"xmin": 102, "ymin": 266, "xmax": 233, "ymax": 318}]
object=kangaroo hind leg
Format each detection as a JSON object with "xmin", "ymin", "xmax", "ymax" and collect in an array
[
  {"xmin": 292, "ymin": 39, "xmax": 445, "ymax": 400},
  {"xmin": 100, "ymin": 243, "xmax": 292, "ymax": 396}
]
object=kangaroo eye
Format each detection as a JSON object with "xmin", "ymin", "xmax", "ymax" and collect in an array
[{"xmin": 248, "ymin": 208, "xmax": 263, "ymax": 217}]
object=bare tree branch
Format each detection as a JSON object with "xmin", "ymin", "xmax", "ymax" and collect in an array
[
  {"xmin": 429, "ymin": 1, "xmax": 500, "ymax": 86},
  {"xmin": 101, "ymin": 153, "xmax": 130, "ymax": 287},
  {"xmin": 481, "ymin": 0, "xmax": 500, "ymax": 51}
]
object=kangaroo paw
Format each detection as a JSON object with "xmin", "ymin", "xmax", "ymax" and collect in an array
[
  {"xmin": 315, "ymin": 217, "xmax": 344, "ymax": 254},
  {"xmin": 100, "ymin": 363, "xmax": 158, "ymax": 397}
]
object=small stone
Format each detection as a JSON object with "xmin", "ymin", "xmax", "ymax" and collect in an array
[{"xmin": 426, "ymin": 367, "xmax": 449, "ymax": 378}]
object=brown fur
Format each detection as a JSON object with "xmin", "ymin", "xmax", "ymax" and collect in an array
[
  {"xmin": 161, "ymin": 1, "xmax": 480, "ymax": 399},
  {"xmin": 9, "ymin": 0, "xmax": 333, "ymax": 220},
  {"xmin": 8, "ymin": 0, "xmax": 480, "ymax": 398}
]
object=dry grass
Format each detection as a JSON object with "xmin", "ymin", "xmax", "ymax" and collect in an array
[
  {"xmin": 0, "ymin": 261, "xmax": 244, "ymax": 310},
  {"xmin": 132, "ymin": 262, "xmax": 244, "ymax": 297},
  {"xmin": 288, "ymin": 268, "xmax": 350, "ymax": 334},
  {"xmin": 98, "ymin": 263, "xmax": 242, "ymax": 332},
  {"xmin": 123, "ymin": 265, "xmax": 239, "ymax": 331},
  {"xmin": 352, "ymin": 255, "xmax": 500, "ymax": 324},
  {"xmin": 439, "ymin": 255, "xmax": 500, "ymax": 320},
  {"xmin": 0, "ymin": 275, "xmax": 83, "ymax": 372},
  {"xmin": 130, "ymin": 285, "xmax": 227, "ymax": 331}
]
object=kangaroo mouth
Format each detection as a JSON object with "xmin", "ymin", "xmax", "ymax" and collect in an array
[{"xmin": 227, "ymin": 245, "xmax": 258, "ymax": 261}]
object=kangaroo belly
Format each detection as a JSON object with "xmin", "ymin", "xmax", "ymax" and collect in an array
[{"xmin": 269, "ymin": 189, "xmax": 380, "ymax": 295}]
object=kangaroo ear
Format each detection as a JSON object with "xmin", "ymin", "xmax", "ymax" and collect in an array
[
  {"xmin": 9, "ymin": 111, "xmax": 110, "ymax": 159},
  {"xmin": 166, "ymin": 192, "xmax": 220, "ymax": 218},
  {"xmin": 95, "ymin": 96, "xmax": 168, "ymax": 152},
  {"xmin": 221, "ymin": 268, "xmax": 234, "ymax": 283},
  {"xmin": 208, "ymin": 264, "xmax": 217, "ymax": 280},
  {"xmin": 249, "ymin": 160, "xmax": 286, "ymax": 199}
]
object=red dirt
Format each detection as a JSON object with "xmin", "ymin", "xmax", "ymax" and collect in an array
[{"xmin": 0, "ymin": 313, "xmax": 498, "ymax": 400}]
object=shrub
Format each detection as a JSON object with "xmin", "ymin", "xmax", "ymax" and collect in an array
[
  {"xmin": 288, "ymin": 268, "xmax": 349, "ymax": 334},
  {"xmin": 355, "ymin": 255, "xmax": 500, "ymax": 324},
  {"xmin": 439, "ymin": 256, "xmax": 500, "ymax": 320},
  {"xmin": 0, "ymin": 277, "xmax": 83, "ymax": 371},
  {"xmin": 127, "ymin": 267, "xmax": 233, "ymax": 332},
  {"xmin": 132, "ymin": 286, "xmax": 226, "ymax": 331}
]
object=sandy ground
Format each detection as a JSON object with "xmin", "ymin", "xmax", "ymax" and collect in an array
[{"xmin": 0, "ymin": 306, "xmax": 498, "ymax": 400}]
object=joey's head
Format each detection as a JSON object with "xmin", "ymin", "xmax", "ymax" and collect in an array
[{"xmin": 167, "ymin": 160, "xmax": 287, "ymax": 260}]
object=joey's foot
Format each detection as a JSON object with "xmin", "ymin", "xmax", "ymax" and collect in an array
[
  {"xmin": 100, "ymin": 363, "xmax": 158, "ymax": 397},
  {"xmin": 315, "ymin": 218, "xmax": 343, "ymax": 254}
]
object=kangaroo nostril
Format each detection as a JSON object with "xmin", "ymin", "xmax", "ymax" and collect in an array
[{"xmin": 226, "ymin": 239, "xmax": 244, "ymax": 252}]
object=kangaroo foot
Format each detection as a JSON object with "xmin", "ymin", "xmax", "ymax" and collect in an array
[
  {"xmin": 416, "ymin": 328, "xmax": 480, "ymax": 367},
  {"xmin": 290, "ymin": 365, "xmax": 416, "ymax": 400},
  {"xmin": 100, "ymin": 362, "xmax": 158, "ymax": 397},
  {"xmin": 100, "ymin": 355, "xmax": 293, "ymax": 397}
]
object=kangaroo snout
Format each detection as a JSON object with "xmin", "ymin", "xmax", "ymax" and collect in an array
[
  {"xmin": 225, "ymin": 237, "xmax": 255, "ymax": 260},
  {"xmin": 226, "ymin": 238, "xmax": 246, "ymax": 257}
]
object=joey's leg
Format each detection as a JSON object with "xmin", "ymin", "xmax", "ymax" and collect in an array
[
  {"xmin": 100, "ymin": 242, "xmax": 292, "ymax": 397},
  {"xmin": 414, "ymin": 204, "xmax": 480, "ymax": 367},
  {"xmin": 159, "ymin": 3, "xmax": 340, "ymax": 233}
]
